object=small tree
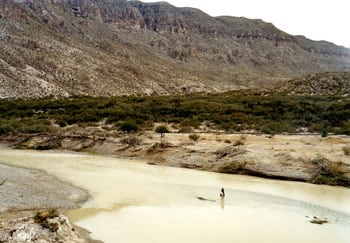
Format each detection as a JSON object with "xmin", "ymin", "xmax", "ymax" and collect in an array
[
  {"xmin": 119, "ymin": 120, "xmax": 138, "ymax": 133},
  {"xmin": 321, "ymin": 128, "xmax": 329, "ymax": 138},
  {"xmin": 155, "ymin": 125, "xmax": 169, "ymax": 137}
]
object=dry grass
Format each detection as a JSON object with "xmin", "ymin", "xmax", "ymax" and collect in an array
[
  {"xmin": 342, "ymin": 146, "xmax": 350, "ymax": 156},
  {"xmin": 233, "ymin": 135, "xmax": 246, "ymax": 146},
  {"xmin": 120, "ymin": 135, "xmax": 142, "ymax": 147},
  {"xmin": 309, "ymin": 156, "xmax": 350, "ymax": 186}
]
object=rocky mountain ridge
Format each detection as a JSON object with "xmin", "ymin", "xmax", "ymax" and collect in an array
[
  {"xmin": 273, "ymin": 72, "xmax": 350, "ymax": 96},
  {"xmin": 1, "ymin": 0, "xmax": 350, "ymax": 98}
]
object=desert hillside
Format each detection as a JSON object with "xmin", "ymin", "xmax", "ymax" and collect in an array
[
  {"xmin": 273, "ymin": 72, "xmax": 350, "ymax": 95},
  {"xmin": 1, "ymin": 0, "xmax": 350, "ymax": 98}
]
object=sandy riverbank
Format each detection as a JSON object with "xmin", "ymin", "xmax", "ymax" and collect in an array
[{"xmin": 2, "ymin": 132, "xmax": 349, "ymax": 186}]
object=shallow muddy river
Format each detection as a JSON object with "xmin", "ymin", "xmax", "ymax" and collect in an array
[{"xmin": 1, "ymin": 147, "xmax": 350, "ymax": 243}]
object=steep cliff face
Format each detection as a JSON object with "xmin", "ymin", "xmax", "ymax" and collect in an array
[{"xmin": 1, "ymin": 0, "xmax": 349, "ymax": 98}]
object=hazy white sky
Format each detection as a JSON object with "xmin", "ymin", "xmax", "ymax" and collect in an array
[{"xmin": 140, "ymin": 0, "xmax": 350, "ymax": 48}]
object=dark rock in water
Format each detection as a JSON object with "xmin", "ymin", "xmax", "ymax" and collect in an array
[{"xmin": 309, "ymin": 216, "xmax": 329, "ymax": 225}]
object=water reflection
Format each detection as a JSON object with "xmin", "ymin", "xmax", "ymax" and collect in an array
[{"xmin": 220, "ymin": 198, "xmax": 225, "ymax": 210}]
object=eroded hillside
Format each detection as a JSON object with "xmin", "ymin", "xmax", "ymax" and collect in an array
[{"xmin": 1, "ymin": 0, "xmax": 350, "ymax": 98}]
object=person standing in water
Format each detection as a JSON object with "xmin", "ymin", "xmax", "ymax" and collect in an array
[
  {"xmin": 220, "ymin": 188, "xmax": 225, "ymax": 210},
  {"xmin": 220, "ymin": 188, "xmax": 225, "ymax": 198}
]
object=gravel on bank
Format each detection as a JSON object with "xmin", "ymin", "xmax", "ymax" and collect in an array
[
  {"xmin": 0, "ymin": 163, "xmax": 100, "ymax": 242},
  {"xmin": 0, "ymin": 163, "xmax": 89, "ymax": 213}
]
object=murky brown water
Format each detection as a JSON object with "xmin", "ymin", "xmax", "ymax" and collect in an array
[{"xmin": 1, "ymin": 148, "xmax": 349, "ymax": 243}]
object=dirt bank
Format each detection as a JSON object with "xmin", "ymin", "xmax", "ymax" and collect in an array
[{"xmin": 2, "ymin": 131, "xmax": 350, "ymax": 187}]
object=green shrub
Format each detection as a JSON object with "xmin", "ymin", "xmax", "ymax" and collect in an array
[
  {"xmin": 135, "ymin": 118, "xmax": 145, "ymax": 125},
  {"xmin": 155, "ymin": 125, "xmax": 169, "ymax": 137},
  {"xmin": 180, "ymin": 119, "xmax": 201, "ymax": 129},
  {"xmin": 0, "ymin": 92, "xmax": 349, "ymax": 136},
  {"xmin": 189, "ymin": 134, "xmax": 200, "ymax": 141},
  {"xmin": 179, "ymin": 126, "xmax": 192, "ymax": 133},
  {"xmin": 57, "ymin": 120, "xmax": 68, "ymax": 127},
  {"xmin": 321, "ymin": 128, "xmax": 329, "ymax": 138},
  {"xmin": 18, "ymin": 123, "xmax": 50, "ymax": 134},
  {"xmin": 119, "ymin": 120, "xmax": 138, "ymax": 133},
  {"xmin": 0, "ymin": 120, "xmax": 16, "ymax": 135},
  {"xmin": 337, "ymin": 121, "xmax": 350, "ymax": 135}
]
